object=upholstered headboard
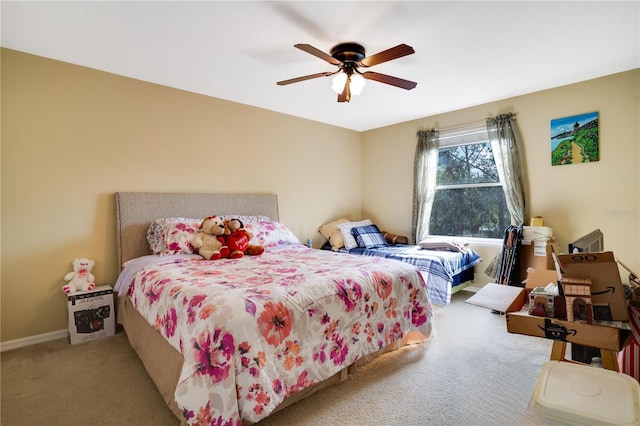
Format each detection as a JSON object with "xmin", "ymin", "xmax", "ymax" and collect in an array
[{"xmin": 115, "ymin": 192, "xmax": 279, "ymax": 269}]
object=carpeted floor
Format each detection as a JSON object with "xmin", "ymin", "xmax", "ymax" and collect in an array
[{"xmin": 1, "ymin": 290, "xmax": 555, "ymax": 425}]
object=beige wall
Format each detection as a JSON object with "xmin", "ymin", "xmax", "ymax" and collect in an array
[
  {"xmin": 1, "ymin": 49, "xmax": 362, "ymax": 342},
  {"xmin": 2, "ymin": 48, "xmax": 638, "ymax": 343},
  {"xmin": 362, "ymin": 69, "xmax": 640, "ymax": 287}
]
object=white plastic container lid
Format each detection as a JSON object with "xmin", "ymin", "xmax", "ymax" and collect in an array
[{"xmin": 530, "ymin": 361, "xmax": 640, "ymax": 425}]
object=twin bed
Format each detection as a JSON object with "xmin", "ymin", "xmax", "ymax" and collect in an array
[
  {"xmin": 114, "ymin": 192, "xmax": 436, "ymax": 425},
  {"xmin": 335, "ymin": 244, "xmax": 481, "ymax": 306}
]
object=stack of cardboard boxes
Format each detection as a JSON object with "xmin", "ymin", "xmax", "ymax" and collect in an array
[
  {"xmin": 467, "ymin": 242, "xmax": 632, "ymax": 354},
  {"xmin": 516, "ymin": 225, "xmax": 555, "ymax": 285},
  {"xmin": 506, "ymin": 249, "xmax": 631, "ymax": 354}
]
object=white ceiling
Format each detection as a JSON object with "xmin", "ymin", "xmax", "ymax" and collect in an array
[{"xmin": 2, "ymin": 1, "xmax": 639, "ymax": 132}]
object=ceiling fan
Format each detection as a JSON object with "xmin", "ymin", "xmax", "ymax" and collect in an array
[{"xmin": 277, "ymin": 42, "xmax": 417, "ymax": 103}]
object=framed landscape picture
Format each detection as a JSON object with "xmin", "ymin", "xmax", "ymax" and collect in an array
[{"xmin": 550, "ymin": 111, "xmax": 599, "ymax": 166}]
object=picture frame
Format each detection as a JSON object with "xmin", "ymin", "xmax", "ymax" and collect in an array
[{"xmin": 550, "ymin": 111, "xmax": 599, "ymax": 166}]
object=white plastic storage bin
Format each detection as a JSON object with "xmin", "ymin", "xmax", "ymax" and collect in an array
[{"xmin": 529, "ymin": 361, "xmax": 640, "ymax": 425}]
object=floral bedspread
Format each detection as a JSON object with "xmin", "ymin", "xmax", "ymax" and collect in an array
[{"xmin": 117, "ymin": 245, "xmax": 434, "ymax": 425}]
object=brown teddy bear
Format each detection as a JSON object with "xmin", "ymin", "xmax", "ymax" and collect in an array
[
  {"xmin": 191, "ymin": 216, "xmax": 230, "ymax": 260},
  {"xmin": 224, "ymin": 218, "xmax": 264, "ymax": 258}
]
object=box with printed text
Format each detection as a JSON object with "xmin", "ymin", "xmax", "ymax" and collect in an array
[
  {"xmin": 67, "ymin": 285, "xmax": 115, "ymax": 345},
  {"xmin": 556, "ymin": 251, "xmax": 629, "ymax": 322}
]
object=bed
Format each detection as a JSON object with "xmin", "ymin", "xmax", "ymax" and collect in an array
[
  {"xmin": 343, "ymin": 245, "xmax": 482, "ymax": 306},
  {"xmin": 113, "ymin": 192, "xmax": 435, "ymax": 425},
  {"xmin": 318, "ymin": 220, "xmax": 482, "ymax": 306}
]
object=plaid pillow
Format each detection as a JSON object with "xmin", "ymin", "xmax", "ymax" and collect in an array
[
  {"xmin": 351, "ymin": 224, "xmax": 388, "ymax": 249},
  {"xmin": 336, "ymin": 219, "xmax": 373, "ymax": 250}
]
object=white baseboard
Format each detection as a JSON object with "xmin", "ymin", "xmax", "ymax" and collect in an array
[{"xmin": 1, "ymin": 329, "xmax": 68, "ymax": 352}]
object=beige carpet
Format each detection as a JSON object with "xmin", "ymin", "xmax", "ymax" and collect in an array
[{"xmin": 2, "ymin": 290, "xmax": 555, "ymax": 425}]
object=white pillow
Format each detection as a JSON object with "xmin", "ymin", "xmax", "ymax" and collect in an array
[
  {"xmin": 336, "ymin": 219, "xmax": 373, "ymax": 250},
  {"xmin": 419, "ymin": 237, "xmax": 469, "ymax": 252}
]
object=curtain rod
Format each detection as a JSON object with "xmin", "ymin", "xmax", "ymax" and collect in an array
[
  {"xmin": 437, "ymin": 120, "xmax": 486, "ymax": 134},
  {"xmin": 436, "ymin": 113, "xmax": 516, "ymax": 140},
  {"xmin": 436, "ymin": 120, "xmax": 487, "ymax": 142}
]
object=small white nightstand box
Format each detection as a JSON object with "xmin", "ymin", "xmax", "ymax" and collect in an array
[{"xmin": 67, "ymin": 285, "xmax": 115, "ymax": 345}]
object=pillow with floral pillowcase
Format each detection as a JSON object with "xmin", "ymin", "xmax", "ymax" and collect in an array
[
  {"xmin": 147, "ymin": 215, "xmax": 272, "ymax": 255},
  {"xmin": 336, "ymin": 219, "xmax": 373, "ymax": 250},
  {"xmin": 219, "ymin": 215, "xmax": 271, "ymax": 227},
  {"xmin": 243, "ymin": 221, "xmax": 302, "ymax": 248},
  {"xmin": 351, "ymin": 224, "xmax": 388, "ymax": 249},
  {"xmin": 147, "ymin": 217, "xmax": 201, "ymax": 255}
]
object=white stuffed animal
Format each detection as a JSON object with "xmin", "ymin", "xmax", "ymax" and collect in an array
[
  {"xmin": 191, "ymin": 216, "xmax": 230, "ymax": 260},
  {"xmin": 62, "ymin": 258, "xmax": 96, "ymax": 294}
]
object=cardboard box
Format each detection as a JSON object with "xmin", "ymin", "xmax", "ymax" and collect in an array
[
  {"xmin": 506, "ymin": 310, "xmax": 631, "ymax": 351},
  {"xmin": 524, "ymin": 268, "xmax": 560, "ymax": 296},
  {"xmin": 556, "ymin": 251, "xmax": 629, "ymax": 322},
  {"xmin": 471, "ymin": 268, "xmax": 632, "ymax": 352},
  {"xmin": 517, "ymin": 239, "xmax": 557, "ymax": 284},
  {"xmin": 67, "ymin": 285, "xmax": 115, "ymax": 345},
  {"xmin": 527, "ymin": 267, "xmax": 559, "ymax": 286}
]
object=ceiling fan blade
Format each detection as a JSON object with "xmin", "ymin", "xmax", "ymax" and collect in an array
[
  {"xmin": 277, "ymin": 71, "xmax": 335, "ymax": 86},
  {"xmin": 294, "ymin": 44, "xmax": 341, "ymax": 65},
  {"xmin": 360, "ymin": 44, "xmax": 415, "ymax": 67},
  {"xmin": 363, "ymin": 71, "xmax": 417, "ymax": 90}
]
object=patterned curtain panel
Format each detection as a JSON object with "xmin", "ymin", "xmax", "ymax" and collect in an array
[
  {"xmin": 486, "ymin": 113, "xmax": 527, "ymax": 226},
  {"xmin": 412, "ymin": 129, "xmax": 439, "ymax": 244},
  {"xmin": 484, "ymin": 113, "xmax": 527, "ymax": 280}
]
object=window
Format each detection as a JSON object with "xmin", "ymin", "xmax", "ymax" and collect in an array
[{"xmin": 429, "ymin": 126, "xmax": 510, "ymax": 239}]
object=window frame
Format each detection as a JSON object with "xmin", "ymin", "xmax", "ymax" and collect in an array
[{"xmin": 428, "ymin": 123, "xmax": 509, "ymax": 246}]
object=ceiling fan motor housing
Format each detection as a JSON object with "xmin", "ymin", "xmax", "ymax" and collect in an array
[{"xmin": 330, "ymin": 42, "xmax": 366, "ymax": 63}]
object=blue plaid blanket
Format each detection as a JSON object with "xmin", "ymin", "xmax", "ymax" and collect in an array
[{"xmin": 347, "ymin": 245, "xmax": 483, "ymax": 306}]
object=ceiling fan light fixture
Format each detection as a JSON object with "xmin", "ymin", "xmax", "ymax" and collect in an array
[
  {"xmin": 331, "ymin": 72, "xmax": 347, "ymax": 94},
  {"xmin": 350, "ymin": 73, "xmax": 366, "ymax": 96},
  {"xmin": 330, "ymin": 72, "xmax": 366, "ymax": 96}
]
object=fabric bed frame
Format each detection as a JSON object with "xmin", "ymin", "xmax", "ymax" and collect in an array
[
  {"xmin": 115, "ymin": 192, "xmax": 280, "ymax": 269},
  {"xmin": 114, "ymin": 192, "xmax": 418, "ymax": 424}
]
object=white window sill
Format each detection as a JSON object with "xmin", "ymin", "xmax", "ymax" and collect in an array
[
  {"xmin": 466, "ymin": 237, "xmax": 503, "ymax": 249},
  {"xmin": 425, "ymin": 235, "xmax": 502, "ymax": 249}
]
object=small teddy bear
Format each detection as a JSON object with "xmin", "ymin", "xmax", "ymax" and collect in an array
[
  {"xmin": 63, "ymin": 258, "xmax": 96, "ymax": 294},
  {"xmin": 191, "ymin": 215, "xmax": 230, "ymax": 260},
  {"xmin": 225, "ymin": 218, "xmax": 264, "ymax": 258}
]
